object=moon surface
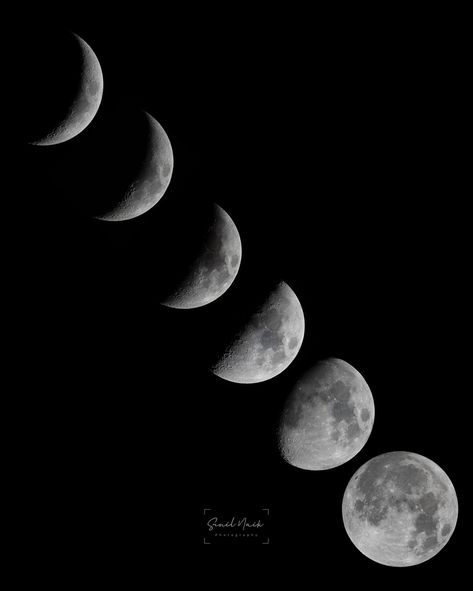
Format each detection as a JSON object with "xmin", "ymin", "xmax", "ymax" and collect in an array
[
  {"xmin": 279, "ymin": 358, "xmax": 374, "ymax": 470},
  {"xmin": 342, "ymin": 451, "xmax": 458, "ymax": 566},
  {"xmin": 161, "ymin": 204, "xmax": 241, "ymax": 309},
  {"xmin": 94, "ymin": 111, "xmax": 174, "ymax": 221},
  {"xmin": 30, "ymin": 33, "xmax": 103, "ymax": 146},
  {"xmin": 211, "ymin": 281, "xmax": 305, "ymax": 384}
]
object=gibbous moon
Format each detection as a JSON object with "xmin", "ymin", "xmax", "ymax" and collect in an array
[
  {"xmin": 211, "ymin": 281, "xmax": 305, "ymax": 384},
  {"xmin": 22, "ymin": 31, "xmax": 103, "ymax": 146},
  {"xmin": 279, "ymin": 358, "xmax": 374, "ymax": 470},
  {"xmin": 161, "ymin": 204, "xmax": 241, "ymax": 309},
  {"xmin": 342, "ymin": 451, "xmax": 458, "ymax": 566},
  {"xmin": 94, "ymin": 112, "xmax": 173, "ymax": 221}
]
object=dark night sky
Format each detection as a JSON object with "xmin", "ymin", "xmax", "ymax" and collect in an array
[{"xmin": 4, "ymin": 7, "xmax": 468, "ymax": 577}]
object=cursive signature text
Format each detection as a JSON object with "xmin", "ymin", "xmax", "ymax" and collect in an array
[{"xmin": 207, "ymin": 516, "xmax": 264, "ymax": 532}]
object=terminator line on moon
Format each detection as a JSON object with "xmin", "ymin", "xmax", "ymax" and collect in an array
[
  {"xmin": 31, "ymin": 33, "xmax": 104, "ymax": 146},
  {"xmin": 342, "ymin": 451, "xmax": 458, "ymax": 566},
  {"xmin": 211, "ymin": 281, "xmax": 305, "ymax": 384},
  {"xmin": 279, "ymin": 358, "xmax": 374, "ymax": 470},
  {"xmin": 161, "ymin": 204, "xmax": 242, "ymax": 309}
]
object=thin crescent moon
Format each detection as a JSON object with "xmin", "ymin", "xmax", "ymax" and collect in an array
[
  {"xmin": 94, "ymin": 112, "xmax": 174, "ymax": 221},
  {"xmin": 31, "ymin": 33, "xmax": 104, "ymax": 146}
]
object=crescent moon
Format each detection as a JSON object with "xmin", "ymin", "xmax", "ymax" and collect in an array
[
  {"xmin": 94, "ymin": 112, "xmax": 174, "ymax": 221},
  {"xmin": 211, "ymin": 281, "xmax": 305, "ymax": 384},
  {"xmin": 161, "ymin": 204, "xmax": 242, "ymax": 309},
  {"xmin": 31, "ymin": 33, "xmax": 104, "ymax": 146}
]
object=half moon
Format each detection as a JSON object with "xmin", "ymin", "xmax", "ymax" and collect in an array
[
  {"xmin": 211, "ymin": 281, "xmax": 305, "ymax": 384},
  {"xmin": 161, "ymin": 204, "xmax": 242, "ymax": 309},
  {"xmin": 31, "ymin": 33, "xmax": 104, "ymax": 146}
]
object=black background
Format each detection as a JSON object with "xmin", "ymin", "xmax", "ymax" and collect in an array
[{"xmin": 4, "ymin": 5, "xmax": 468, "ymax": 579}]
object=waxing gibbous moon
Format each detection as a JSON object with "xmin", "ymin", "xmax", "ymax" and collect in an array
[
  {"xmin": 211, "ymin": 281, "xmax": 305, "ymax": 384},
  {"xmin": 18, "ymin": 31, "xmax": 103, "ymax": 146},
  {"xmin": 161, "ymin": 204, "xmax": 241, "ymax": 309},
  {"xmin": 279, "ymin": 358, "xmax": 374, "ymax": 470},
  {"xmin": 342, "ymin": 452, "xmax": 458, "ymax": 566}
]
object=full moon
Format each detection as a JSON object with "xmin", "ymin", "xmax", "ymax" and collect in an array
[
  {"xmin": 211, "ymin": 281, "xmax": 305, "ymax": 384},
  {"xmin": 161, "ymin": 204, "xmax": 242, "ymax": 309},
  {"xmin": 342, "ymin": 451, "xmax": 458, "ymax": 566},
  {"xmin": 19, "ymin": 31, "xmax": 104, "ymax": 146},
  {"xmin": 279, "ymin": 358, "xmax": 374, "ymax": 470}
]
